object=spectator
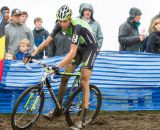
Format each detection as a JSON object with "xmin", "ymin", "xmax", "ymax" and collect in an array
[
  {"xmin": 5, "ymin": 8, "xmax": 34, "ymax": 55},
  {"xmin": 148, "ymin": 12, "xmax": 160, "ymax": 34},
  {"xmin": 118, "ymin": 7, "xmax": 145, "ymax": 51},
  {"xmin": 47, "ymin": 31, "xmax": 71, "ymax": 57},
  {"xmin": 33, "ymin": 17, "xmax": 49, "ymax": 59},
  {"xmin": 145, "ymin": 18, "xmax": 160, "ymax": 53},
  {"xmin": 0, "ymin": 6, "xmax": 10, "ymax": 25},
  {"xmin": 47, "ymin": 19, "xmax": 72, "ymax": 57},
  {"xmin": 20, "ymin": 11, "xmax": 28, "ymax": 24},
  {"xmin": 78, "ymin": 3, "xmax": 103, "ymax": 49},
  {"xmin": 15, "ymin": 39, "xmax": 31, "ymax": 60},
  {"xmin": 5, "ymin": 52, "xmax": 14, "ymax": 60}
]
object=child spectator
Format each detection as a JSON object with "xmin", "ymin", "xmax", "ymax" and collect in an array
[
  {"xmin": 15, "ymin": 39, "xmax": 30, "ymax": 60},
  {"xmin": 5, "ymin": 52, "xmax": 14, "ymax": 60},
  {"xmin": 20, "ymin": 11, "xmax": 28, "ymax": 24},
  {"xmin": 33, "ymin": 17, "xmax": 49, "ymax": 59}
]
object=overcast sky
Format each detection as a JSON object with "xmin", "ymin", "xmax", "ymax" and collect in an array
[{"xmin": 1, "ymin": 0, "xmax": 160, "ymax": 50}]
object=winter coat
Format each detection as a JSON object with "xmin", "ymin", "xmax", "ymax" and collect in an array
[
  {"xmin": 145, "ymin": 32, "xmax": 160, "ymax": 53},
  {"xmin": 33, "ymin": 27, "xmax": 49, "ymax": 47},
  {"xmin": 33, "ymin": 27, "xmax": 49, "ymax": 59},
  {"xmin": 118, "ymin": 18, "xmax": 142, "ymax": 51},
  {"xmin": 47, "ymin": 32, "xmax": 71, "ymax": 57},
  {"xmin": 5, "ymin": 22, "xmax": 34, "ymax": 54},
  {"xmin": 15, "ymin": 51, "xmax": 29, "ymax": 60},
  {"xmin": 79, "ymin": 3, "xmax": 103, "ymax": 49}
]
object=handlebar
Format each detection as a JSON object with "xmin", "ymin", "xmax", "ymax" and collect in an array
[{"xmin": 25, "ymin": 59, "xmax": 57, "ymax": 82}]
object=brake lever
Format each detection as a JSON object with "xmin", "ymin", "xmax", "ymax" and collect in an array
[{"xmin": 51, "ymin": 74, "xmax": 58, "ymax": 82}]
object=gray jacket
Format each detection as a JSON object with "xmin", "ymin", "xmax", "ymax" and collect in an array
[
  {"xmin": 118, "ymin": 18, "xmax": 141, "ymax": 51},
  {"xmin": 79, "ymin": 3, "xmax": 103, "ymax": 49},
  {"xmin": 47, "ymin": 32, "xmax": 71, "ymax": 57},
  {"xmin": 5, "ymin": 22, "xmax": 34, "ymax": 54}
]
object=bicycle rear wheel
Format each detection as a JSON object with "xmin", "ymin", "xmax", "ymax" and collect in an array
[
  {"xmin": 11, "ymin": 85, "xmax": 44, "ymax": 130},
  {"xmin": 65, "ymin": 85, "xmax": 102, "ymax": 128}
]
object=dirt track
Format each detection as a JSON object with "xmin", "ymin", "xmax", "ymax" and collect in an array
[{"xmin": 1, "ymin": 111, "xmax": 160, "ymax": 130}]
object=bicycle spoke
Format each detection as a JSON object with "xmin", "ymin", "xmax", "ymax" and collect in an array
[
  {"xmin": 65, "ymin": 85, "xmax": 102, "ymax": 128},
  {"xmin": 11, "ymin": 86, "xmax": 44, "ymax": 130}
]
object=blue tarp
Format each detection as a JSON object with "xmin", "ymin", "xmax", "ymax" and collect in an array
[{"xmin": 1, "ymin": 51, "xmax": 160, "ymax": 113}]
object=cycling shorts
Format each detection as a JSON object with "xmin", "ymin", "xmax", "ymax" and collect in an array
[{"xmin": 70, "ymin": 45, "xmax": 98, "ymax": 70}]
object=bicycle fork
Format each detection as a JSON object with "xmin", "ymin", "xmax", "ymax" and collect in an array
[
  {"xmin": 24, "ymin": 93, "xmax": 34, "ymax": 110},
  {"xmin": 24, "ymin": 92, "xmax": 40, "ymax": 112}
]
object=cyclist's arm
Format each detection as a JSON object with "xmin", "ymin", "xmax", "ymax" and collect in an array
[
  {"xmin": 32, "ymin": 36, "xmax": 53, "ymax": 56},
  {"xmin": 57, "ymin": 43, "xmax": 78, "ymax": 69}
]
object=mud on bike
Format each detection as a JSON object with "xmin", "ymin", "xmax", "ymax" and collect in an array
[{"xmin": 11, "ymin": 59, "xmax": 102, "ymax": 130}]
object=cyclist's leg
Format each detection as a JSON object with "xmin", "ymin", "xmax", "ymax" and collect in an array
[
  {"xmin": 80, "ymin": 68, "xmax": 92, "ymax": 109},
  {"xmin": 43, "ymin": 64, "xmax": 76, "ymax": 119},
  {"xmin": 80, "ymin": 47, "xmax": 98, "ymax": 123},
  {"xmin": 80, "ymin": 68, "xmax": 92, "ymax": 124},
  {"xmin": 58, "ymin": 50, "xmax": 82, "ymax": 104},
  {"xmin": 44, "ymin": 50, "xmax": 81, "ymax": 119},
  {"xmin": 58, "ymin": 63, "xmax": 75, "ymax": 104}
]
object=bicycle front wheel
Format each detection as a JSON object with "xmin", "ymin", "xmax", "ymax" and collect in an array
[
  {"xmin": 65, "ymin": 85, "xmax": 102, "ymax": 128},
  {"xmin": 11, "ymin": 85, "xmax": 44, "ymax": 130}
]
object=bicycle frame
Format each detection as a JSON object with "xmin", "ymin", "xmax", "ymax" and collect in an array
[
  {"xmin": 45, "ymin": 71, "xmax": 81, "ymax": 112},
  {"xmin": 11, "ymin": 59, "xmax": 102, "ymax": 130},
  {"xmin": 25, "ymin": 59, "xmax": 81, "ymax": 114}
]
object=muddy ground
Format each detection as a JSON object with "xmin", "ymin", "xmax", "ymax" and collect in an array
[{"xmin": 1, "ymin": 111, "xmax": 160, "ymax": 130}]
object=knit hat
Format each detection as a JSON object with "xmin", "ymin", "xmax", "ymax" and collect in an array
[{"xmin": 129, "ymin": 7, "xmax": 142, "ymax": 18}]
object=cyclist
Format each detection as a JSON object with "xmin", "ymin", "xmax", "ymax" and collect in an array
[{"xmin": 26, "ymin": 5, "xmax": 98, "ymax": 123}]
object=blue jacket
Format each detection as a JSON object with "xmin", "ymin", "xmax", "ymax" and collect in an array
[
  {"xmin": 15, "ymin": 51, "xmax": 29, "ymax": 60},
  {"xmin": 33, "ymin": 27, "xmax": 49, "ymax": 59},
  {"xmin": 33, "ymin": 27, "xmax": 49, "ymax": 47}
]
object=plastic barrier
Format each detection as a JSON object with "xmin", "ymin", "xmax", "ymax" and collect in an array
[
  {"xmin": 1, "ymin": 51, "xmax": 160, "ymax": 113},
  {"xmin": 0, "ymin": 60, "xmax": 3, "ymax": 81}
]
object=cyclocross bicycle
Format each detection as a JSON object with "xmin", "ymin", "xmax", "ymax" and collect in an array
[{"xmin": 11, "ymin": 59, "xmax": 102, "ymax": 130}]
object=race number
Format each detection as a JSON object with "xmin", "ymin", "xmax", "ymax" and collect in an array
[{"xmin": 72, "ymin": 34, "xmax": 78, "ymax": 43}]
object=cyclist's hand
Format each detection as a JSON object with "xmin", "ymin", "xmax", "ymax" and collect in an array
[
  {"xmin": 52, "ymin": 66, "xmax": 60, "ymax": 74},
  {"xmin": 23, "ymin": 54, "xmax": 34, "ymax": 64}
]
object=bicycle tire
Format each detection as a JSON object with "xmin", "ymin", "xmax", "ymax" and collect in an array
[
  {"xmin": 65, "ymin": 85, "xmax": 102, "ymax": 128},
  {"xmin": 11, "ymin": 85, "xmax": 44, "ymax": 130}
]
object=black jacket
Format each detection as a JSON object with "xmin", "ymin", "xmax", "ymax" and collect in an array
[{"xmin": 145, "ymin": 32, "xmax": 160, "ymax": 53}]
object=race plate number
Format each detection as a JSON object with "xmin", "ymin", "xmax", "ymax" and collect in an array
[{"xmin": 72, "ymin": 34, "xmax": 78, "ymax": 43}]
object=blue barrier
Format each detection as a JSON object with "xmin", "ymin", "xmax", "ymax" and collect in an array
[{"xmin": 1, "ymin": 51, "xmax": 160, "ymax": 113}]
